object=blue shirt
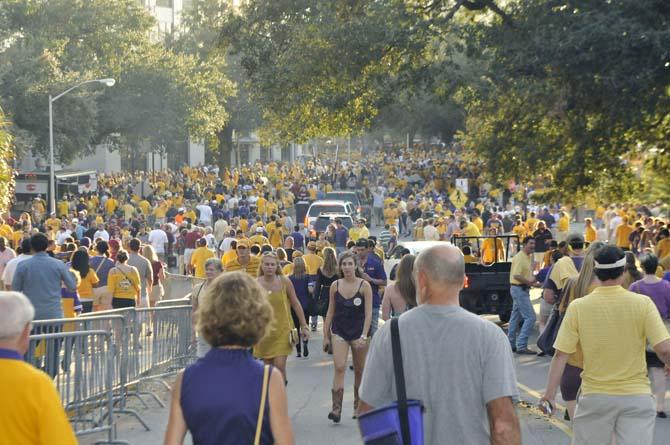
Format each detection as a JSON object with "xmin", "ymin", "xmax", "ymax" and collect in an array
[
  {"xmin": 364, "ymin": 253, "xmax": 387, "ymax": 307},
  {"xmin": 334, "ymin": 227, "xmax": 348, "ymax": 247},
  {"xmin": 12, "ymin": 252, "xmax": 77, "ymax": 320},
  {"xmin": 181, "ymin": 348, "xmax": 273, "ymax": 445},
  {"xmin": 291, "ymin": 231, "xmax": 304, "ymax": 251}
]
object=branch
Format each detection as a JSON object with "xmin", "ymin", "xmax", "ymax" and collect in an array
[{"xmin": 463, "ymin": 0, "xmax": 514, "ymax": 27}]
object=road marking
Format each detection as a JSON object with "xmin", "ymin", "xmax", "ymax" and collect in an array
[{"xmin": 517, "ymin": 382, "xmax": 573, "ymax": 437}]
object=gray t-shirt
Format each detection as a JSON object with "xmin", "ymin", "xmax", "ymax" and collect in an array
[
  {"xmin": 127, "ymin": 253, "xmax": 152, "ymax": 299},
  {"xmin": 359, "ymin": 304, "xmax": 518, "ymax": 445}
]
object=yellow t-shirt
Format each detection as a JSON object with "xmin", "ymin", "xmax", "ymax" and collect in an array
[
  {"xmin": 190, "ymin": 247, "xmax": 215, "ymax": 279},
  {"xmin": 221, "ymin": 249, "xmax": 237, "ymax": 265},
  {"xmin": 548, "ymin": 256, "xmax": 579, "ymax": 290},
  {"xmin": 105, "ymin": 198, "xmax": 118, "ymax": 215},
  {"xmin": 0, "ymin": 357, "xmax": 77, "ymax": 445},
  {"xmin": 472, "ymin": 217, "xmax": 484, "ymax": 233},
  {"xmin": 584, "ymin": 225, "xmax": 597, "ymax": 243},
  {"xmin": 224, "ymin": 255, "xmax": 261, "ymax": 277},
  {"xmin": 107, "ymin": 266, "xmax": 141, "ymax": 300},
  {"xmin": 302, "ymin": 253, "xmax": 324, "ymax": 275},
  {"xmin": 509, "ymin": 251, "xmax": 533, "ymax": 285},
  {"xmin": 615, "ymin": 224, "xmax": 634, "ymax": 248},
  {"xmin": 463, "ymin": 222, "xmax": 481, "ymax": 237},
  {"xmin": 557, "ymin": 216, "xmax": 569, "ymax": 232},
  {"xmin": 249, "ymin": 234, "xmax": 269, "ymax": 246},
  {"xmin": 57, "ymin": 200, "xmax": 69, "ymax": 217},
  {"xmin": 656, "ymin": 238, "xmax": 670, "ymax": 260},
  {"xmin": 77, "ymin": 270, "xmax": 100, "ymax": 299},
  {"xmin": 481, "ymin": 238, "xmax": 505, "ymax": 264},
  {"xmin": 268, "ymin": 226, "xmax": 283, "ymax": 248},
  {"xmin": 554, "ymin": 286, "xmax": 670, "ymax": 395},
  {"xmin": 525, "ymin": 217, "xmax": 539, "ymax": 232}
]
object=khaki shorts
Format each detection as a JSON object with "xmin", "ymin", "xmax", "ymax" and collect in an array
[
  {"xmin": 150, "ymin": 283, "xmax": 164, "ymax": 302},
  {"xmin": 92, "ymin": 286, "xmax": 112, "ymax": 306},
  {"xmin": 573, "ymin": 393, "xmax": 655, "ymax": 445}
]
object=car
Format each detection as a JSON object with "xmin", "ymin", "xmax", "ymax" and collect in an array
[
  {"xmin": 450, "ymin": 234, "xmax": 520, "ymax": 323},
  {"xmin": 384, "ymin": 241, "xmax": 451, "ymax": 277},
  {"xmin": 304, "ymin": 200, "xmax": 356, "ymax": 228},
  {"xmin": 313, "ymin": 213, "xmax": 354, "ymax": 235},
  {"xmin": 324, "ymin": 190, "xmax": 370, "ymax": 223}
]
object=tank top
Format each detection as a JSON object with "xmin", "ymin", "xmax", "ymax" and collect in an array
[
  {"xmin": 181, "ymin": 348, "xmax": 273, "ymax": 445},
  {"xmin": 331, "ymin": 280, "xmax": 366, "ymax": 341}
]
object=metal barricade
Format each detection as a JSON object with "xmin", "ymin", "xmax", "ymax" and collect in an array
[
  {"xmin": 30, "ymin": 305, "xmax": 196, "ymax": 436},
  {"xmin": 26, "ymin": 330, "xmax": 128, "ymax": 444},
  {"xmin": 33, "ymin": 312, "xmax": 150, "ymax": 431},
  {"xmin": 156, "ymin": 296, "xmax": 192, "ymax": 307},
  {"xmin": 163, "ymin": 272, "xmax": 204, "ymax": 300}
]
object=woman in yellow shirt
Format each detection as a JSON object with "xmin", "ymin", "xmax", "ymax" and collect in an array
[
  {"xmin": 70, "ymin": 249, "xmax": 99, "ymax": 311},
  {"xmin": 107, "ymin": 250, "xmax": 141, "ymax": 308}
]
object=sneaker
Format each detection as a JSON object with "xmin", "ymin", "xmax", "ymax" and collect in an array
[
  {"xmin": 303, "ymin": 342, "xmax": 309, "ymax": 358},
  {"xmin": 515, "ymin": 348, "xmax": 537, "ymax": 355},
  {"xmin": 311, "ymin": 325, "xmax": 317, "ymax": 332},
  {"xmin": 657, "ymin": 411, "xmax": 667, "ymax": 418}
]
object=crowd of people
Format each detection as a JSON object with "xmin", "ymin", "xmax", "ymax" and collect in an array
[{"xmin": 1, "ymin": 144, "xmax": 670, "ymax": 445}]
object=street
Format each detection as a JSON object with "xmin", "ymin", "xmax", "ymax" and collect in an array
[{"xmin": 81, "ymin": 288, "xmax": 670, "ymax": 445}]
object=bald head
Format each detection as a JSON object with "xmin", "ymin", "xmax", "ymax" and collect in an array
[{"xmin": 415, "ymin": 245, "xmax": 465, "ymax": 288}]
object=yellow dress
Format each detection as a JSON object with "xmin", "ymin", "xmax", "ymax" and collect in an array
[{"xmin": 253, "ymin": 285, "xmax": 294, "ymax": 359}]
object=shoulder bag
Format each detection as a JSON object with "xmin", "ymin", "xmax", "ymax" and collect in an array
[
  {"xmin": 281, "ymin": 283, "xmax": 299, "ymax": 346},
  {"xmin": 254, "ymin": 364, "xmax": 270, "ymax": 445},
  {"xmin": 358, "ymin": 318, "xmax": 424, "ymax": 445},
  {"xmin": 536, "ymin": 279, "xmax": 574, "ymax": 356}
]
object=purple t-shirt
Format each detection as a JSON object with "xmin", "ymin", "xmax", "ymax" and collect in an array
[{"xmin": 629, "ymin": 279, "xmax": 670, "ymax": 319}]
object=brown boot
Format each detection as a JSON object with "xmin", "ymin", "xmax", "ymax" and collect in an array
[
  {"xmin": 352, "ymin": 385, "xmax": 360, "ymax": 419},
  {"xmin": 328, "ymin": 388, "xmax": 344, "ymax": 423}
]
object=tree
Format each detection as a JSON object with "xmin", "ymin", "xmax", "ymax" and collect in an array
[
  {"xmin": 176, "ymin": 0, "xmax": 259, "ymax": 169},
  {"xmin": 0, "ymin": 0, "xmax": 232, "ymax": 165},
  {"xmin": 0, "ymin": 108, "xmax": 15, "ymax": 214},
  {"xmin": 458, "ymin": 0, "xmax": 670, "ymax": 201}
]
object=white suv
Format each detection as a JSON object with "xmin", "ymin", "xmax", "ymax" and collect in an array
[{"xmin": 304, "ymin": 200, "xmax": 355, "ymax": 229}]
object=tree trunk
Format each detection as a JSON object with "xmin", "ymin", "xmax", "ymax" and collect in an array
[{"xmin": 216, "ymin": 126, "xmax": 234, "ymax": 171}]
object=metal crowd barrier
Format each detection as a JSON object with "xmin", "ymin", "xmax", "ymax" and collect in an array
[
  {"xmin": 27, "ymin": 330, "xmax": 128, "ymax": 444},
  {"xmin": 28, "ymin": 304, "xmax": 195, "ymax": 437},
  {"xmin": 163, "ymin": 272, "xmax": 204, "ymax": 300}
]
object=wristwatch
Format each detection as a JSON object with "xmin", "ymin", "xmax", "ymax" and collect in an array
[{"xmin": 360, "ymin": 335, "xmax": 368, "ymax": 341}]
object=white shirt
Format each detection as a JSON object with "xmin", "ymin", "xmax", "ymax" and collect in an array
[
  {"xmin": 0, "ymin": 247, "xmax": 16, "ymax": 279},
  {"xmin": 423, "ymin": 225, "xmax": 440, "ymax": 241},
  {"xmin": 214, "ymin": 219, "xmax": 229, "ymax": 242},
  {"xmin": 94, "ymin": 230, "xmax": 110, "ymax": 241},
  {"xmin": 196, "ymin": 204, "xmax": 213, "ymax": 225},
  {"xmin": 2, "ymin": 254, "xmax": 30, "ymax": 288},
  {"xmin": 148, "ymin": 229, "xmax": 169, "ymax": 254},
  {"xmin": 220, "ymin": 236, "xmax": 236, "ymax": 253},
  {"xmin": 56, "ymin": 230, "xmax": 72, "ymax": 245}
]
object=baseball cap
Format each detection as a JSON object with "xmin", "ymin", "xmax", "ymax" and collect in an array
[
  {"xmin": 256, "ymin": 227, "xmax": 263, "ymax": 233},
  {"xmin": 236, "ymin": 239, "xmax": 250, "ymax": 249}
]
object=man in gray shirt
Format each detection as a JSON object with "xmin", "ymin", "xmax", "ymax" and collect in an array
[
  {"xmin": 127, "ymin": 238, "xmax": 153, "ymax": 306},
  {"xmin": 12, "ymin": 233, "xmax": 76, "ymax": 320},
  {"xmin": 359, "ymin": 244, "xmax": 520, "ymax": 445}
]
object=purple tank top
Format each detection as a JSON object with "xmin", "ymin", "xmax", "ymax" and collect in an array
[{"xmin": 331, "ymin": 280, "xmax": 366, "ymax": 341}]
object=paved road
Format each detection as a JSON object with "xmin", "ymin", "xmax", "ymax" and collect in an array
[
  {"xmin": 82, "ymin": 229, "xmax": 670, "ymax": 444},
  {"xmin": 83, "ymin": 303, "xmax": 669, "ymax": 445}
]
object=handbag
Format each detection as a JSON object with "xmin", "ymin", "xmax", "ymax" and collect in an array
[
  {"xmin": 281, "ymin": 286, "xmax": 299, "ymax": 346},
  {"xmin": 308, "ymin": 284, "xmax": 330, "ymax": 317},
  {"xmin": 359, "ymin": 318, "xmax": 424, "ymax": 445},
  {"xmin": 254, "ymin": 365, "xmax": 270, "ymax": 445},
  {"xmin": 536, "ymin": 279, "xmax": 574, "ymax": 356}
]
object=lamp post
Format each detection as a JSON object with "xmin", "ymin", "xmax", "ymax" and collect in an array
[{"xmin": 49, "ymin": 78, "xmax": 115, "ymax": 214}]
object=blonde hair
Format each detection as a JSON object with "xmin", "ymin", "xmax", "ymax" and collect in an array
[
  {"xmin": 560, "ymin": 241, "xmax": 605, "ymax": 313},
  {"xmin": 142, "ymin": 244, "xmax": 158, "ymax": 262},
  {"xmin": 321, "ymin": 247, "xmax": 338, "ymax": 277},
  {"xmin": 292, "ymin": 256, "xmax": 307, "ymax": 279},
  {"xmin": 257, "ymin": 252, "xmax": 283, "ymax": 276},
  {"xmin": 197, "ymin": 272, "xmax": 273, "ymax": 347}
]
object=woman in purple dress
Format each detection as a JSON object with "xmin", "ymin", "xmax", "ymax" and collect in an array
[
  {"xmin": 629, "ymin": 254, "xmax": 670, "ymax": 418},
  {"xmin": 323, "ymin": 251, "xmax": 372, "ymax": 423},
  {"xmin": 165, "ymin": 272, "xmax": 295, "ymax": 445}
]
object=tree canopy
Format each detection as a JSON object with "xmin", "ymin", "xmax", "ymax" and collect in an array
[{"xmin": 0, "ymin": 0, "xmax": 232, "ymax": 164}]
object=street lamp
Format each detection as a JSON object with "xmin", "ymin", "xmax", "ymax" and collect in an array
[{"xmin": 48, "ymin": 78, "xmax": 115, "ymax": 214}]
